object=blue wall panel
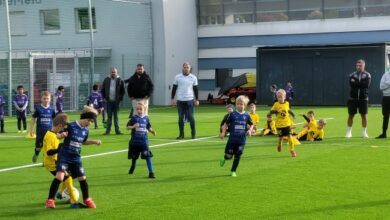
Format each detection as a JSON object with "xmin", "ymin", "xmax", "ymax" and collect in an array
[{"xmin": 198, "ymin": 79, "xmax": 216, "ymax": 90}]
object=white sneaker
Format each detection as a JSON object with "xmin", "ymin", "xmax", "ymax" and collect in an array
[
  {"xmin": 345, "ymin": 132, "xmax": 352, "ymax": 138},
  {"xmin": 18, "ymin": 130, "xmax": 22, "ymax": 133},
  {"xmin": 362, "ymin": 132, "xmax": 369, "ymax": 138},
  {"xmin": 22, "ymin": 130, "xmax": 27, "ymax": 133}
]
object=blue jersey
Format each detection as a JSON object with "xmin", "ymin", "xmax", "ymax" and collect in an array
[
  {"xmin": 55, "ymin": 91, "xmax": 64, "ymax": 105},
  {"xmin": 88, "ymin": 91, "xmax": 103, "ymax": 109},
  {"xmin": 127, "ymin": 115, "xmax": 151, "ymax": 146},
  {"xmin": 32, "ymin": 105, "xmax": 55, "ymax": 134},
  {"xmin": 226, "ymin": 111, "xmax": 253, "ymax": 145},
  {"xmin": 59, "ymin": 121, "xmax": 89, "ymax": 162},
  {"xmin": 0, "ymin": 96, "xmax": 5, "ymax": 115}
]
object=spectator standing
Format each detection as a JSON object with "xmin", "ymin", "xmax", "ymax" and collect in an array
[{"xmin": 376, "ymin": 71, "xmax": 390, "ymax": 138}]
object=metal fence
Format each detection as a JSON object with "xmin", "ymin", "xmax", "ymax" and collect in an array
[{"xmin": 0, "ymin": 0, "xmax": 152, "ymax": 116}]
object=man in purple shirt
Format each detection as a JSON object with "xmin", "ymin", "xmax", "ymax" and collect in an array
[
  {"xmin": 13, "ymin": 85, "xmax": 28, "ymax": 133},
  {"xmin": 54, "ymin": 86, "xmax": 64, "ymax": 114},
  {"xmin": 0, "ymin": 95, "xmax": 5, "ymax": 133}
]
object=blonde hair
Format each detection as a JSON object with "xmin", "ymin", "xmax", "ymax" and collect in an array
[
  {"xmin": 41, "ymin": 91, "xmax": 51, "ymax": 97},
  {"xmin": 236, "ymin": 95, "xmax": 249, "ymax": 106},
  {"xmin": 136, "ymin": 102, "xmax": 146, "ymax": 109},
  {"xmin": 81, "ymin": 105, "xmax": 98, "ymax": 115},
  {"xmin": 53, "ymin": 113, "xmax": 69, "ymax": 127},
  {"xmin": 318, "ymin": 119, "xmax": 327, "ymax": 125},
  {"xmin": 276, "ymin": 89, "xmax": 286, "ymax": 97}
]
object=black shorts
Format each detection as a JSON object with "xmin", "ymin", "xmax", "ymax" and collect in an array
[
  {"xmin": 277, "ymin": 127, "xmax": 291, "ymax": 137},
  {"xmin": 128, "ymin": 144, "xmax": 153, "ymax": 160},
  {"xmin": 224, "ymin": 142, "xmax": 244, "ymax": 157},
  {"xmin": 348, "ymin": 99, "xmax": 368, "ymax": 115}
]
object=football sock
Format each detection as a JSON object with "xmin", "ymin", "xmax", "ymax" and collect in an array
[
  {"xmin": 288, "ymin": 136, "xmax": 295, "ymax": 151},
  {"xmin": 346, "ymin": 127, "xmax": 352, "ymax": 133},
  {"xmin": 362, "ymin": 127, "xmax": 367, "ymax": 133},
  {"xmin": 0, "ymin": 119, "xmax": 4, "ymax": 132},
  {"xmin": 129, "ymin": 160, "xmax": 137, "ymax": 173},
  {"xmin": 231, "ymin": 157, "xmax": 240, "ymax": 172},
  {"xmin": 17, "ymin": 118, "xmax": 21, "ymax": 130},
  {"xmin": 22, "ymin": 118, "xmax": 27, "ymax": 130},
  {"xmin": 146, "ymin": 158, "xmax": 154, "ymax": 173},
  {"xmin": 48, "ymin": 178, "xmax": 61, "ymax": 199},
  {"xmin": 79, "ymin": 180, "xmax": 89, "ymax": 200},
  {"xmin": 64, "ymin": 177, "xmax": 77, "ymax": 204},
  {"xmin": 34, "ymin": 149, "xmax": 40, "ymax": 156}
]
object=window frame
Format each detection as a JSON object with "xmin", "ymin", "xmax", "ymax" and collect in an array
[
  {"xmin": 75, "ymin": 7, "xmax": 97, "ymax": 33},
  {"xmin": 40, "ymin": 9, "xmax": 61, "ymax": 35}
]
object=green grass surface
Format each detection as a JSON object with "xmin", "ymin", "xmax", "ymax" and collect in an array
[{"xmin": 0, "ymin": 105, "xmax": 389, "ymax": 220}]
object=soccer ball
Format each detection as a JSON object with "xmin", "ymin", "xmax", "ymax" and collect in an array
[{"xmin": 61, "ymin": 187, "xmax": 80, "ymax": 202}]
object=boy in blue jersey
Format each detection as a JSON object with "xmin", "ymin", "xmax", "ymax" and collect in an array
[
  {"xmin": 14, "ymin": 85, "xmax": 28, "ymax": 133},
  {"xmin": 87, "ymin": 84, "xmax": 104, "ymax": 129},
  {"xmin": 0, "ymin": 95, "xmax": 5, "ymax": 133},
  {"xmin": 30, "ymin": 91, "xmax": 56, "ymax": 163},
  {"xmin": 45, "ymin": 105, "xmax": 102, "ymax": 209},
  {"xmin": 54, "ymin": 86, "xmax": 64, "ymax": 114},
  {"xmin": 219, "ymin": 95, "xmax": 254, "ymax": 177},
  {"xmin": 127, "ymin": 102, "xmax": 156, "ymax": 178}
]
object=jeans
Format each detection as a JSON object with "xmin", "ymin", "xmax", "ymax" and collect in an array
[
  {"xmin": 106, "ymin": 101, "xmax": 121, "ymax": 133},
  {"xmin": 382, "ymin": 96, "xmax": 390, "ymax": 135},
  {"xmin": 177, "ymin": 100, "xmax": 195, "ymax": 136}
]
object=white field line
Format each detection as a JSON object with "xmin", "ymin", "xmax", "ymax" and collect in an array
[
  {"xmin": 0, "ymin": 135, "xmax": 218, "ymax": 173},
  {"xmin": 0, "ymin": 135, "xmax": 24, "ymax": 138}
]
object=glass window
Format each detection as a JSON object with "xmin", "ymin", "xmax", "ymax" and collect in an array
[
  {"xmin": 256, "ymin": 0, "xmax": 288, "ymax": 22},
  {"xmin": 361, "ymin": 0, "xmax": 390, "ymax": 17},
  {"xmin": 10, "ymin": 11, "xmax": 26, "ymax": 36},
  {"xmin": 199, "ymin": 0, "xmax": 224, "ymax": 25},
  {"xmin": 223, "ymin": 0, "xmax": 255, "ymax": 24},
  {"xmin": 324, "ymin": 0, "xmax": 358, "ymax": 19},
  {"xmin": 289, "ymin": 0, "xmax": 322, "ymax": 20},
  {"xmin": 76, "ymin": 8, "xmax": 96, "ymax": 31},
  {"xmin": 40, "ymin": 9, "xmax": 60, "ymax": 34}
]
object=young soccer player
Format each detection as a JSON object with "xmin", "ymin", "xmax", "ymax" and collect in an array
[
  {"xmin": 260, "ymin": 113, "xmax": 277, "ymax": 136},
  {"xmin": 14, "ymin": 85, "xmax": 28, "ymax": 133},
  {"xmin": 0, "ymin": 95, "xmax": 5, "ymax": 133},
  {"xmin": 87, "ymin": 84, "xmax": 104, "ymax": 129},
  {"xmin": 30, "ymin": 91, "xmax": 56, "ymax": 163},
  {"xmin": 219, "ymin": 95, "xmax": 254, "ymax": 177},
  {"xmin": 248, "ymin": 103, "xmax": 260, "ymax": 135},
  {"xmin": 220, "ymin": 104, "xmax": 234, "ymax": 133},
  {"xmin": 296, "ymin": 111, "xmax": 317, "ymax": 141},
  {"xmin": 127, "ymin": 102, "xmax": 156, "ymax": 178},
  {"xmin": 307, "ymin": 119, "xmax": 327, "ymax": 141},
  {"xmin": 270, "ymin": 89, "xmax": 297, "ymax": 157},
  {"xmin": 54, "ymin": 86, "xmax": 64, "ymax": 114},
  {"xmin": 45, "ymin": 106, "xmax": 102, "ymax": 209},
  {"xmin": 42, "ymin": 113, "xmax": 79, "ymax": 207}
]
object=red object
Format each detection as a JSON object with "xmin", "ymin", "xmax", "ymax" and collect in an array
[
  {"xmin": 84, "ymin": 198, "xmax": 96, "ymax": 208},
  {"xmin": 210, "ymin": 87, "xmax": 256, "ymax": 104}
]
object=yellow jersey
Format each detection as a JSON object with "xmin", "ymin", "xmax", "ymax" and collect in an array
[
  {"xmin": 42, "ymin": 131, "xmax": 59, "ymax": 172},
  {"xmin": 308, "ymin": 127, "xmax": 324, "ymax": 140},
  {"xmin": 263, "ymin": 120, "xmax": 276, "ymax": 133},
  {"xmin": 249, "ymin": 113, "xmax": 259, "ymax": 126},
  {"xmin": 271, "ymin": 101, "xmax": 293, "ymax": 128}
]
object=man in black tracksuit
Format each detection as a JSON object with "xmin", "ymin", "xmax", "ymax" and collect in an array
[
  {"xmin": 125, "ymin": 64, "xmax": 154, "ymax": 116},
  {"xmin": 346, "ymin": 59, "xmax": 371, "ymax": 138}
]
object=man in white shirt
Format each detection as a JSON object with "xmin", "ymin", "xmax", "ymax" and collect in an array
[
  {"xmin": 376, "ymin": 71, "xmax": 390, "ymax": 138},
  {"xmin": 171, "ymin": 62, "xmax": 199, "ymax": 139}
]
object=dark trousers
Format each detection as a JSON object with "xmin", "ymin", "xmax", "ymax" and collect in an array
[
  {"xmin": 381, "ymin": 96, "xmax": 390, "ymax": 135},
  {"xmin": 106, "ymin": 101, "xmax": 120, "ymax": 133},
  {"xmin": 177, "ymin": 100, "xmax": 195, "ymax": 136}
]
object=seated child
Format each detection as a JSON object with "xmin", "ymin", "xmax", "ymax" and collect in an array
[
  {"xmin": 307, "ymin": 119, "xmax": 327, "ymax": 141},
  {"xmin": 296, "ymin": 111, "xmax": 317, "ymax": 141},
  {"xmin": 260, "ymin": 113, "xmax": 277, "ymax": 136},
  {"xmin": 248, "ymin": 103, "xmax": 260, "ymax": 135},
  {"xmin": 220, "ymin": 104, "xmax": 234, "ymax": 133}
]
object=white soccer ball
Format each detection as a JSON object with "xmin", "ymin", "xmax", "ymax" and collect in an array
[{"xmin": 61, "ymin": 187, "xmax": 80, "ymax": 202}]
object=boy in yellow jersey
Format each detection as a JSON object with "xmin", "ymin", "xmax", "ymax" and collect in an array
[
  {"xmin": 260, "ymin": 113, "xmax": 277, "ymax": 136},
  {"xmin": 296, "ymin": 111, "xmax": 317, "ymax": 141},
  {"xmin": 42, "ymin": 113, "xmax": 79, "ymax": 208},
  {"xmin": 248, "ymin": 103, "xmax": 260, "ymax": 135},
  {"xmin": 270, "ymin": 89, "xmax": 297, "ymax": 157},
  {"xmin": 307, "ymin": 119, "xmax": 327, "ymax": 141}
]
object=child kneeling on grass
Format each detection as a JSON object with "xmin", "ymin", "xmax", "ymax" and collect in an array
[
  {"xmin": 219, "ymin": 95, "xmax": 253, "ymax": 177},
  {"xmin": 127, "ymin": 102, "xmax": 156, "ymax": 178},
  {"xmin": 45, "ymin": 106, "xmax": 101, "ymax": 209}
]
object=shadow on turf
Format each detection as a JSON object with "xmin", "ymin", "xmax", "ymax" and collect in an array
[{"xmin": 268, "ymin": 199, "xmax": 390, "ymax": 218}]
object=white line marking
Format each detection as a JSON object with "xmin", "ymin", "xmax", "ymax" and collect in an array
[{"xmin": 0, "ymin": 135, "xmax": 218, "ymax": 173}]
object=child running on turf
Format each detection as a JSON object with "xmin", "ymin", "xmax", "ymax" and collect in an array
[
  {"xmin": 0, "ymin": 95, "xmax": 5, "ymax": 133},
  {"xmin": 45, "ymin": 106, "xmax": 101, "ymax": 209},
  {"xmin": 270, "ymin": 89, "xmax": 298, "ymax": 157},
  {"xmin": 248, "ymin": 103, "xmax": 260, "ymax": 135},
  {"xmin": 220, "ymin": 104, "xmax": 234, "ymax": 133},
  {"xmin": 54, "ymin": 86, "xmax": 64, "ymax": 114},
  {"xmin": 42, "ymin": 113, "xmax": 78, "ymax": 206},
  {"xmin": 219, "ymin": 95, "xmax": 254, "ymax": 177},
  {"xmin": 260, "ymin": 113, "xmax": 277, "ymax": 136},
  {"xmin": 14, "ymin": 85, "xmax": 28, "ymax": 133},
  {"xmin": 31, "ymin": 91, "xmax": 56, "ymax": 163},
  {"xmin": 307, "ymin": 119, "xmax": 327, "ymax": 141},
  {"xmin": 296, "ymin": 111, "xmax": 317, "ymax": 141},
  {"xmin": 127, "ymin": 102, "xmax": 156, "ymax": 178},
  {"xmin": 87, "ymin": 84, "xmax": 104, "ymax": 129}
]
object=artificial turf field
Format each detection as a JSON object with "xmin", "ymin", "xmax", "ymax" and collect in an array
[{"xmin": 0, "ymin": 105, "xmax": 389, "ymax": 220}]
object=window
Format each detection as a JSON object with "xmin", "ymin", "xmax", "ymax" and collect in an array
[
  {"xmin": 360, "ymin": 0, "xmax": 390, "ymax": 17},
  {"xmin": 256, "ymin": 0, "xmax": 288, "ymax": 22},
  {"xmin": 76, "ymin": 8, "xmax": 96, "ymax": 32},
  {"xmin": 223, "ymin": 0, "xmax": 255, "ymax": 24},
  {"xmin": 10, "ymin": 11, "xmax": 27, "ymax": 36},
  {"xmin": 40, "ymin": 9, "xmax": 60, "ymax": 34},
  {"xmin": 324, "ymin": 0, "xmax": 358, "ymax": 19},
  {"xmin": 289, "ymin": 0, "xmax": 322, "ymax": 20},
  {"xmin": 199, "ymin": 0, "xmax": 224, "ymax": 25}
]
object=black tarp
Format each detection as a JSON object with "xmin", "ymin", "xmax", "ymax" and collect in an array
[{"xmin": 218, "ymin": 74, "xmax": 248, "ymax": 95}]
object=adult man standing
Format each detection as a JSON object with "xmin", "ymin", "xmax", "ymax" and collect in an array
[
  {"xmin": 345, "ymin": 59, "xmax": 371, "ymax": 138},
  {"xmin": 101, "ymin": 67, "xmax": 125, "ymax": 135},
  {"xmin": 171, "ymin": 62, "xmax": 199, "ymax": 139},
  {"xmin": 126, "ymin": 64, "xmax": 154, "ymax": 116},
  {"xmin": 376, "ymin": 71, "xmax": 390, "ymax": 138}
]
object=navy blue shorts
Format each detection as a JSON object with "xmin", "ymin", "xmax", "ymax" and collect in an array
[
  {"xmin": 224, "ymin": 142, "xmax": 244, "ymax": 157},
  {"xmin": 128, "ymin": 144, "xmax": 153, "ymax": 160},
  {"xmin": 56, "ymin": 159, "xmax": 85, "ymax": 178}
]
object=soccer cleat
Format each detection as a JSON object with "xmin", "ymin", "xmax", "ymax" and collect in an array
[
  {"xmin": 102, "ymin": 132, "xmax": 110, "ymax": 135},
  {"xmin": 277, "ymin": 144, "xmax": 282, "ymax": 152},
  {"xmin": 148, "ymin": 172, "xmax": 156, "ymax": 179},
  {"xmin": 22, "ymin": 130, "xmax": 27, "ymax": 133},
  {"xmin": 32, "ymin": 154, "xmax": 38, "ymax": 163},
  {"xmin": 191, "ymin": 134, "xmax": 196, "ymax": 139},
  {"xmin": 84, "ymin": 198, "xmax": 96, "ymax": 209},
  {"xmin": 176, "ymin": 135, "xmax": 184, "ymax": 140},
  {"xmin": 362, "ymin": 132, "xmax": 369, "ymax": 138},
  {"xmin": 290, "ymin": 150, "xmax": 297, "ymax": 157},
  {"xmin": 45, "ymin": 199, "xmax": 55, "ymax": 209},
  {"xmin": 230, "ymin": 172, "xmax": 237, "ymax": 177},
  {"xmin": 55, "ymin": 192, "xmax": 63, "ymax": 200},
  {"xmin": 18, "ymin": 130, "xmax": 22, "ymax": 133},
  {"xmin": 376, "ymin": 134, "xmax": 387, "ymax": 139},
  {"xmin": 219, "ymin": 159, "xmax": 225, "ymax": 167},
  {"xmin": 70, "ymin": 203, "xmax": 80, "ymax": 208},
  {"xmin": 116, "ymin": 132, "xmax": 124, "ymax": 135},
  {"xmin": 345, "ymin": 131, "xmax": 352, "ymax": 138}
]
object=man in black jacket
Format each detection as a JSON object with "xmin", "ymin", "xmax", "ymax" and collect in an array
[
  {"xmin": 125, "ymin": 64, "xmax": 154, "ymax": 116},
  {"xmin": 346, "ymin": 59, "xmax": 371, "ymax": 138},
  {"xmin": 101, "ymin": 67, "xmax": 125, "ymax": 135}
]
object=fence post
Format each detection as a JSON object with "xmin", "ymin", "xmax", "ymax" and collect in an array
[{"xmin": 5, "ymin": 0, "xmax": 12, "ymax": 116}]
